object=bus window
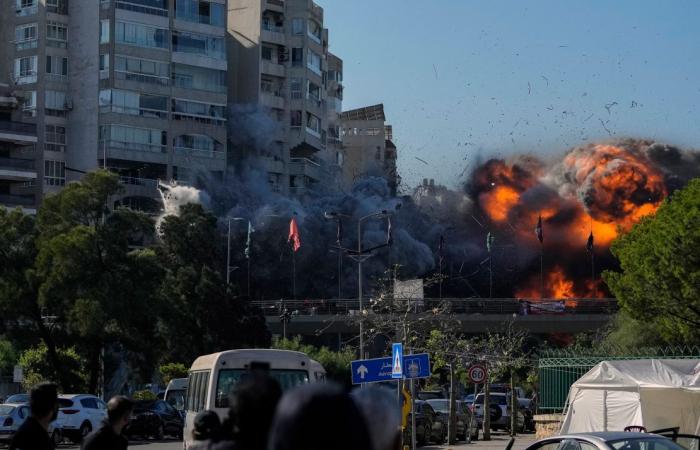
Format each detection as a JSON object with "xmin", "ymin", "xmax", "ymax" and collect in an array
[
  {"xmin": 187, "ymin": 371, "xmax": 210, "ymax": 412},
  {"xmin": 215, "ymin": 369, "xmax": 309, "ymax": 408}
]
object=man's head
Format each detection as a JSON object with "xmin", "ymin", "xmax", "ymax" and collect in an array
[
  {"xmin": 228, "ymin": 374, "xmax": 282, "ymax": 450},
  {"xmin": 29, "ymin": 382, "xmax": 58, "ymax": 423},
  {"xmin": 107, "ymin": 396, "xmax": 133, "ymax": 432},
  {"xmin": 193, "ymin": 410, "xmax": 221, "ymax": 441},
  {"xmin": 351, "ymin": 386, "xmax": 401, "ymax": 450}
]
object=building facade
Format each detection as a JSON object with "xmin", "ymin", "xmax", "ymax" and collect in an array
[
  {"xmin": 340, "ymin": 104, "xmax": 399, "ymax": 195},
  {"xmin": 0, "ymin": 0, "xmax": 228, "ymax": 213},
  {"xmin": 228, "ymin": 0, "xmax": 344, "ymax": 195}
]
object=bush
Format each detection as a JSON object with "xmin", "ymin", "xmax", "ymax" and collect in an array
[
  {"xmin": 159, "ymin": 362, "xmax": 189, "ymax": 385},
  {"xmin": 132, "ymin": 389, "xmax": 157, "ymax": 401},
  {"xmin": 19, "ymin": 344, "xmax": 87, "ymax": 392}
]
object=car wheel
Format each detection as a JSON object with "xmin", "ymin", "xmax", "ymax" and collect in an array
[
  {"xmin": 51, "ymin": 429, "xmax": 63, "ymax": 446},
  {"xmin": 79, "ymin": 422, "xmax": 92, "ymax": 441}
]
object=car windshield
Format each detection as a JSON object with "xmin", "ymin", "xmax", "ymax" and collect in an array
[
  {"xmin": 0, "ymin": 405, "xmax": 15, "ymax": 415},
  {"xmin": 474, "ymin": 394, "xmax": 507, "ymax": 405},
  {"xmin": 165, "ymin": 389, "xmax": 186, "ymax": 411},
  {"xmin": 608, "ymin": 437, "xmax": 687, "ymax": 450},
  {"xmin": 216, "ymin": 369, "xmax": 309, "ymax": 408},
  {"xmin": 58, "ymin": 399, "xmax": 73, "ymax": 408},
  {"xmin": 427, "ymin": 399, "xmax": 449, "ymax": 412},
  {"xmin": 6, "ymin": 394, "xmax": 28, "ymax": 403}
]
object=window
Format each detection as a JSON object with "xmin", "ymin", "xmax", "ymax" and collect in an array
[
  {"xmin": 185, "ymin": 371, "xmax": 210, "ymax": 413},
  {"xmin": 215, "ymin": 369, "xmax": 308, "ymax": 408},
  {"xmin": 44, "ymin": 160, "xmax": 66, "ymax": 186},
  {"xmin": 46, "ymin": 0, "xmax": 67, "ymax": 14},
  {"xmin": 172, "ymin": 63, "xmax": 226, "ymax": 93},
  {"xmin": 290, "ymin": 110, "xmax": 302, "ymax": 127},
  {"xmin": 16, "ymin": 0, "xmax": 37, "ymax": 16},
  {"xmin": 99, "ymin": 89, "xmax": 168, "ymax": 118},
  {"xmin": 115, "ymin": 21, "xmax": 169, "ymax": 49},
  {"xmin": 307, "ymin": 81, "xmax": 321, "ymax": 101},
  {"xmin": 261, "ymin": 46, "xmax": 273, "ymax": 61},
  {"xmin": 307, "ymin": 49, "xmax": 321, "ymax": 75},
  {"xmin": 99, "ymin": 54, "xmax": 110, "ymax": 78},
  {"xmin": 306, "ymin": 112, "xmax": 321, "ymax": 135},
  {"xmin": 45, "ymin": 90, "xmax": 67, "ymax": 116},
  {"xmin": 80, "ymin": 398, "xmax": 98, "ymax": 409},
  {"xmin": 46, "ymin": 21, "xmax": 68, "ymax": 48},
  {"xmin": 46, "ymin": 55, "xmax": 68, "ymax": 81},
  {"xmin": 100, "ymin": 19, "xmax": 110, "ymax": 44},
  {"xmin": 290, "ymin": 78, "xmax": 302, "ymax": 99},
  {"xmin": 14, "ymin": 56, "xmax": 38, "ymax": 84},
  {"xmin": 100, "ymin": 124, "xmax": 166, "ymax": 153},
  {"xmin": 291, "ymin": 48, "xmax": 303, "ymax": 67},
  {"xmin": 308, "ymin": 20, "xmax": 322, "ymax": 44},
  {"xmin": 115, "ymin": 0, "xmax": 168, "ymax": 17},
  {"xmin": 45, "ymin": 125, "xmax": 66, "ymax": 152},
  {"xmin": 15, "ymin": 24, "xmax": 38, "ymax": 50},
  {"xmin": 175, "ymin": 0, "xmax": 225, "ymax": 27},
  {"xmin": 175, "ymin": 134, "xmax": 220, "ymax": 152},
  {"xmin": 115, "ymin": 55, "xmax": 169, "ymax": 85},
  {"xmin": 172, "ymin": 99, "xmax": 226, "ymax": 125},
  {"xmin": 292, "ymin": 18, "xmax": 304, "ymax": 35},
  {"xmin": 22, "ymin": 91, "xmax": 36, "ymax": 116},
  {"xmin": 172, "ymin": 31, "xmax": 225, "ymax": 60}
]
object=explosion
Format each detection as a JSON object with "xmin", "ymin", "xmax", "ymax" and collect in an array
[{"xmin": 468, "ymin": 140, "xmax": 686, "ymax": 298}]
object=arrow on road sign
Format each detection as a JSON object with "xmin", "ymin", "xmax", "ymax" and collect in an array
[{"xmin": 357, "ymin": 364, "xmax": 368, "ymax": 380}]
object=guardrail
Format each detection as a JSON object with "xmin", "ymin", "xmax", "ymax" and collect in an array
[
  {"xmin": 0, "ymin": 194, "xmax": 35, "ymax": 206},
  {"xmin": 0, "ymin": 120, "xmax": 36, "ymax": 135},
  {"xmin": 0, "ymin": 156, "xmax": 35, "ymax": 170},
  {"xmin": 251, "ymin": 298, "xmax": 618, "ymax": 317}
]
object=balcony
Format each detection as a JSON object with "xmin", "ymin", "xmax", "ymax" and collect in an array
[
  {"xmin": 262, "ymin": 157, "xmax": 285, "ymax": 174},
  {"xmin": 102, "ymin": 140, "xmax": 168, "ymax": 165},
  {"xmin": 0, "ymin": 121, "xmax": 37, "ymax": 144},
  {"xmin": 174, "ymin": 147, "xmax": 225, "ymax": 160},
  {"xmin": 289, "ymin": 157, "xmax": 322, "ymax": 181},
  {"xmin": 310, "ymin": 1, "xmax": 323, "ymax": 22},
  {"xmin": 0, "ymin": 193, "xmax": 35, "ymax": 208},
  {"xmin": 261, "ymin": 60, "xmax": 285, "ymax": 78},
  {"xmin": 261, "ymin": 92, "xmax": 285, "ymax": 110},
  {"xmin": 261, "ymin": 28, "xmax": 286, "ymax": 46},
  {"xmin": 265, "ymin": 0, "xmax": 284, "ymax": 13},
  {"xmin": 0, "ymin": 156, "xmax": 37, "ymax": 181},
  {"xmin": 118, "ymin": 176, "xmax": 160, "ymax": 198}
]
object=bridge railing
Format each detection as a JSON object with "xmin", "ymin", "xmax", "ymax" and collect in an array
[{"xmin": 251, "ymin": 298, "xmax": 618, "ymax": 317}]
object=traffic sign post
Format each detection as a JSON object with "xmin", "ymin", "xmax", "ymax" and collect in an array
[{"xmin": 350, "ymin": 353, "xmax": 431, "ymax": 385}]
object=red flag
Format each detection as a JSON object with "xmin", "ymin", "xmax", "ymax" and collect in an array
[{"xmin": 288, "ymin": 217, "xmax": 301, "ymax": 252}]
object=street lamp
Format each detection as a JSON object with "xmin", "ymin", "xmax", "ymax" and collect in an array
[{"xmin": 325, "ymin": 203, "xmax": 401, "ymax": 361}]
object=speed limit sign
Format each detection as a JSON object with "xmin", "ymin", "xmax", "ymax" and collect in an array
[{"xmin": 468, "ymin": 364, "xmax": 487, "ymax": 384}]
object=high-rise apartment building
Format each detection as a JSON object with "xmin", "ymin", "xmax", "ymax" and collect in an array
[
  {"xmin": 228, "ymin": 0, "xmax": 344, "ymax": 195},
  {"xmin": 0, "ymin": 0, "xmax": 228, "ymax": 213},
  {"xmin": 340, "ymin": 104, "xmax": 399, "ymax": 195}
]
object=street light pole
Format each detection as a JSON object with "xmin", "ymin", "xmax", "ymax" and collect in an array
[
  {"xmin": 357, "ymin": 218, "xmax": 363, "ymax": 360},
  {"xmin": 227, "ymin": 218, "xmax": 232, "ymax": 285}
]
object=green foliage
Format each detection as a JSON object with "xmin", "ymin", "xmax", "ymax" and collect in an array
[
  {"xmin": 132, "ymin": 390, "xmax": 157, "ymax": 401},
  {"xmin": 160, "ymin": 363, "xmax": 189, "ymax": 384},
  {"xmin": 0, "ymin": 340, "xmax": 18, "ymax": 376},
  {"xmin": 272, "ymin": 336, "xmax": 355, "ymax": 386},
  {"xmin": 19, "ymin": 344, "xmax": 87, "ymax": 392},
  {"xmin": 604, "ymin": 178, "xmax": 700, "ymax": 345}
]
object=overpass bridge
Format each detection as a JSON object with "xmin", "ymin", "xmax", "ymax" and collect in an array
[{"xmin": 252, "ymin": 298, "xmax": 617, "ymax": 349}]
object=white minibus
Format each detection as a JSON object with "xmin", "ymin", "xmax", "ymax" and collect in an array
[{"xmin": 183, "ymin": 349, "xmax": 325, "ymax": 448}]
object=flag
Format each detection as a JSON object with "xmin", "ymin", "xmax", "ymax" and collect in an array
[
  {"xmin": 486, "ymin": 232, "xmax": 495, "ymax": 253},
  {"xmin": 586, "ymin": 231, "xmax": 594, "ymax": 253},
  {"xmin": 336, "ymin": 219, "xmax": 343, "ymax": 247},
  {"xmin": 386, "ymin": 217, "xmax": 393, "ymax": 246},
  {"xmin": 438, "ymin": 235, "xmax": 445, "ymax": 259},
  {"xmin": 288, "ymin": 216, "xmax": 301, "ymax": 252},
  {"xmin": 535, "ymin": 214, "xmax": 543, "ymax": 244},
  {"xmin": 244, "ymin": 221, "xmax": 255, "ymax": 259}
]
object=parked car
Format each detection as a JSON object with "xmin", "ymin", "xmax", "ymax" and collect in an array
[
  {"xmin": 473, "ymin": 392, "xmax": 525, "ymax": 432},
  {"xmin": 425, "ymin": 399, "xmax": 479, "ymax": 441},
  {"xmin": 57, "ymin": 394, "xmax": 108, "ymax": 443},
  {"xmin": 404, "ymin": 400, "xmax": 446, "ymax": 446},
  {"xmin": 417, "ymin": 390, "xmax": 445, "ymax": 400},
  {"xmin": 4, "ymin": 394, "xmax": 29, "ymax": 404},
  {"xmin": 0, "ymin": 403, "xmax": 62, "ymax": 445},
  {"xmin": 125, "ymin": 399, "xmax": 183, "ymax": 440},
  {"xmin": 463, "ymin": 393, "xmax": 476, "ymax": 405},
  {"xmin": 523, "ymin": 432, "xmax": 688, "ymax": 450}
]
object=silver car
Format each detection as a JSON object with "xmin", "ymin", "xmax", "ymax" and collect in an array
[
  {"xmin": 0, "ymin": 403, "xmax": 62, "ymax": 445},
  {"xmin": 523, "ymin": 432, "xmax": 688, "ymax": 450}
]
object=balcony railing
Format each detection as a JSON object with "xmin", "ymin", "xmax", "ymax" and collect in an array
[
  {"xmin": 118, "ymin": 176, "xmax": 159, "ymax": 188},
  {"xmin": 101, "ymin": 140, "xmax": 167, "ymax": 154},
  {"xmin": 115, "ymin": 1, "xmax": 169, "ymax": 17},
  {"xmin": 267, "ymin": 0, "xmax": 284, "ymax": 6},
  {"xmin": 99, "ymin": 105, "xmax": 168, "ymax": 120},
  {"xmin": 0, "ymin": 194, "xmax": 35, "ymax": 207},
  {"xmin": 0, "ymin": 156, "xmax": 35, "ymax": 171},
  {"xmin": 115, "ymin": 70, "xmax": 170, "ymax": 86},
  {"xmin": 0, "ymin": 120, "xmax": 36, "ymax": 136},
  {"xmin": 262, "ymin": 23, "xmax": 284, "ymax": 33},
  {"xmin": 174, "ymin": 146, "xmax": 225, "ymax": 159}
]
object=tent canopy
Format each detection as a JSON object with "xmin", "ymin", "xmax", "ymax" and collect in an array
[{"xmin": 560, "ymin": 359, "xmax": 700, "ymax": 435}]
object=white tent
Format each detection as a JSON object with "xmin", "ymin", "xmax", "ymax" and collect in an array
[{"xmin": 560, "ymin": 359, "xmax": 700, "ymax": 435}]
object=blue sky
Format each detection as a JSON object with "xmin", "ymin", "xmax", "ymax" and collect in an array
[{"xmin": 322, "ymin": 0, "xmax": 700, "ymax": 190}]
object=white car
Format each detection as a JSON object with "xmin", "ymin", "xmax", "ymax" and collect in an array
[
  {"xmin": 57, "ymin": 394, "xmax": 107, "ymax": 443},
  {"xmin": 0, "ymin": 403, "xmax": 62, "ymax": 445}
]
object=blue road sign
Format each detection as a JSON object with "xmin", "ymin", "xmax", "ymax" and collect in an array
[
  {"xmin": 392, "ymin": 343, "xmax": 403, "ymax": 379},
  {"xmin": 351, "ymin": 353, "xmax": 431, "ymax": 385}
]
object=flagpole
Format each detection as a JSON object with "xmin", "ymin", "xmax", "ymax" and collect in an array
[
  {"xmin": 292, "ymin": 244, "xmax": 296, "ymax": 300},
  {"xmin": 540, "ymin": 244, "xmax": 544, "ymax": 299}
]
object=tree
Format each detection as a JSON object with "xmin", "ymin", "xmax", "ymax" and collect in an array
[
  {"xmin": 160, "ymin": 363, "xmax": 189, "ymax": 385},
  {"xmin": 604, "ymin": 178, "xmax": 700, "ymax": 344},
  {"xmin": 0, "ymin": 340, "xmax": 17, "ymax": 377},
  {"xmin": 34, "ymin": 170, "xmax": 164, "ymax": 391},
  {"xmin": 18, "ymin": 344, "xmax": 87, "ymax": 392},
  {"xmin": 157, "ymin": 203, "xmax": 270, "ymax": 364},
  {"xmin": 272, "ymin": 336, "xmax": 355, "ymax": 387}
]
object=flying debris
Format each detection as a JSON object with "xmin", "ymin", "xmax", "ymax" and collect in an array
[
  {"xmin": 599, "ymin": 119, "xmax": 613, "ymax": 136},
  {"xmin": 415, "ymin": 157, "xmax": 429, "ymax": 165},
  {"xmin": 604, "ymin": 102, "xmax": 618, "ymax": 115}
]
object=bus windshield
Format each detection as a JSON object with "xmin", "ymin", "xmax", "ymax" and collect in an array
[
  {"xmin": 215, "ymin": 369, "xmax": 309, "ymax": 408},
  {"xmin": 166, "ymin": 389, "xmax": 186, "ymax": 411}
]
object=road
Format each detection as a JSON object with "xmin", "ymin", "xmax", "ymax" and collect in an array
[{"xmin": 59, "ymin": 438, "xmax": 182, "ymax": 449}]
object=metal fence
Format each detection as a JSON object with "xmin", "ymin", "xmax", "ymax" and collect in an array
[{"xmin": 538, "ymin": 346, "xmax": 700, "ymax": 412}]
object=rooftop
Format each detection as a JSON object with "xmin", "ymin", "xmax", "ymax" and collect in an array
[{"xmin": 341, "ymin": 104, "xmax": 385, "ymax": 121}]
